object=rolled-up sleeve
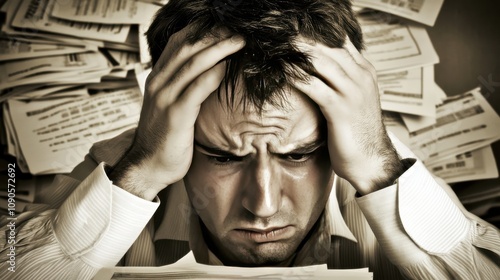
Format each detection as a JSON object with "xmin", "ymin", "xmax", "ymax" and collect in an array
[
  {"xmin": 0, "ymin": 163, "xmax": 159, "ymax": 280},
  {"xmin": 356, "ymin": 159, "xmax": 500, "ymax": 279}
]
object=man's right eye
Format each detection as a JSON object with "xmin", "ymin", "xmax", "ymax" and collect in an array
[{"xmin": 207, "ymin": 155, "xmax": 242, "ymax": 165}]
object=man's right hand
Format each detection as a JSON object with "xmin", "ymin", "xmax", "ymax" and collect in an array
[{"xmin": 109, "ymin": 27, "xmax": 245, "ymax": 201}]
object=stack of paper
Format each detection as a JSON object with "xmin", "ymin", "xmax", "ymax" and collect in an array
[
  {"xmin": 94, "ymin": 251, "xmax": 373, "ymax": 280},
  {"xmin": 0, "ymin": 0, "xmax": 162, "ymax": 174},
  {"xmin": 354, "ymin": 0, "xmax": 500, "ymax": 184}
]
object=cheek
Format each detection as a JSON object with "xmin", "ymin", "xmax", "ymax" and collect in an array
[
  {"xmin": 184, "ymin": 152, "xmax": 239, "ymax": 232},
  {"xmin": 285, "ymin": 154, "xmax": 333, "ymax": 221}
]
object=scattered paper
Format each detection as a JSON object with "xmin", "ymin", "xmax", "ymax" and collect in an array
[
  {"xmin": 353, "ymin": 0, "xmax": 444, "ymax": 26},
  {"xmin": 359, "ymin": 11, "xmax": 439, "ymax": 72},
  {"xmin": 427, "ymin": 145, "xmax": 499, "ymax": 183},
  {"xmin": 51, "ymin": 0, "xmax": 160, "ymax": 25},
  {"xmin": 94, "ymin": 251, "xmax": 372, "ymax": 280},
  {"xmin": 378, "ymin": 66, "xmax": 436, "ymax": 117},
  {"xmin": 11, "ymin": 0, "xmax": 131, "ymax": 43},
  {"xmin": 407, "ymin": 88, "xmax": 500, "ymax": 162},
  {"xmin": 7, "ymin": 87, "xmax": 142, "ymax": 174}
]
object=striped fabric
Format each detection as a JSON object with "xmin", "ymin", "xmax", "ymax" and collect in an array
[{"xmin": 1, "ymin": 129, "xmax": 499, "ymax": 280}]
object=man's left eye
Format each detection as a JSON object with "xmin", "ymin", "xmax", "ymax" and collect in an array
[{"xmin": 284, "ymin": 153, "xmax": 311, "ymax": 162}]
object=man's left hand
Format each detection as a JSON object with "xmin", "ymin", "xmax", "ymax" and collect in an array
[{"xmin": 293, "ymin": 38, "xmax": 405, "ymax": 195}]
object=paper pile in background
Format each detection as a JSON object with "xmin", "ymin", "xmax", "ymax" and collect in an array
[
  {"xmin": 0, "ymin": 0, "xmax": 498, "ymax": 180},
  {"xmin": 93, "ymin": 251, "xmax": 372, "ymax": 280},
  {"xmin": 353, "ymin": 0, "xmax": 500, "ymax": 184},
  {"xmin": 0, "ymin": 0, "xmax": 162, "ymax": 174}
]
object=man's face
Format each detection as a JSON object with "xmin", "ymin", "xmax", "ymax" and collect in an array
[{"xmin": 184, "ymin": 85, "xmax": 333, "ymax": 266}]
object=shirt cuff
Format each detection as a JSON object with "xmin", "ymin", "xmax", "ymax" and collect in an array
[
  {"xmin": 356, "ymin": 158, "xmax": 472, "ymax": 263},
  {"xmin": 53, "ymin": 162, "xmax": 159, "ymax": 268}
]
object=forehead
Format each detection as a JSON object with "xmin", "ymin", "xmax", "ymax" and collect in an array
[{"xmin": 195, "ymin": 85, "xmax": 324, "ymax": 151}]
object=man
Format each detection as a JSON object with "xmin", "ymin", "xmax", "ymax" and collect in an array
[{"xmin": 1, "ymin": 0, "xmax": 499, "ymax": 279}]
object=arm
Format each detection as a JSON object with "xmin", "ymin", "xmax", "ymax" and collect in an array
[
  {"xmin": 0, "ymin": 150, "xmax": 159, "ymax": 280},
  {"xmin": 293, "ymin": 38, "xmax": 500, "ymax": 279},
  {"xmin": 0, "ymin": 27, "xmax": 245, "ymax": 280}
]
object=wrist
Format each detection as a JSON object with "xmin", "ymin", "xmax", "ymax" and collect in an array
[
  {"xmin": 107, "ymin": 158, "xmax": 163, "ymax": 201},
  {"xmin": 349, "ymin": 153, "xmax": 406, "ymax": 196}
]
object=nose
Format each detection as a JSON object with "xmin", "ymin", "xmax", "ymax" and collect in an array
[{"xmin": 241, "ymin": 159, "xmax": 282, "ymax": 218}]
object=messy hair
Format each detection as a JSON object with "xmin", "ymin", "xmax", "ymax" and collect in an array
[{"xmin": 146, "ymin": 0, "xmax": 363, "ymax": 110}]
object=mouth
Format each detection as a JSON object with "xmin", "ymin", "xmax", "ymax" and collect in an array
[{"xmin": 233, "ymin": 226, "xmax": 294, "ymax": 243}]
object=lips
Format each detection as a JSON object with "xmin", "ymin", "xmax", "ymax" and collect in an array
[{"xmin": 233, "ymin": 226, "xmax": 294, "ymax": 243}]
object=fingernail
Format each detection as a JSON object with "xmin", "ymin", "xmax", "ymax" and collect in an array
[{"xmin": 230, "ymin": 35, "xmax": 245, "ymax": 44}]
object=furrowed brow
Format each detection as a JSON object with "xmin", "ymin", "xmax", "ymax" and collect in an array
[
  {"xmin": 281, "ymin": 139, "xmax": 326, "ymax": 155},
  {"xmin": 194, "ymin": 140, "xmax": 239, "ymax": 157}
]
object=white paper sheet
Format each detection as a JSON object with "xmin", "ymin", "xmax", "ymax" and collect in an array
[
  {"xmin": 7, "ymin": 87, "xmax": 142, "ymax": 174},
  {"xmin": 359, "ymin": 11, "xmax": 439, "ymax": 72},
  {"xmin": 0, "ymin": 52, "xmax": 109, "ymax": 84},
  {"xmin": 407, "ymin": 88, "xmax": 500, "ymax": 162},
  {"xmin": 94, "ymin": 251, "xmax": 372, "ymax": 280},
  {"xmin": 354, "ymin": 0, "xmax": 444, "ymax": 26},
  {"xmin": 11, "ymin": 0, "xmax": 131, "ymax": 43},
  {"xmin": 427, "ymin": 145, "xmax": 499, "ymax": 183},
  {"xmin": 0, "ymin": 36, "xmax": 92, "ymax": 61},
  {"xmin": 379, "ymin": 66, "xmax": 436, "ymax": 117},
  {"xmin": 51, "ymin": 0, "xmax": 160, "ymax": 24}
]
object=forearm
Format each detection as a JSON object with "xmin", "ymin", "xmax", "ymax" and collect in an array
[
  {"xmin": 0, "ymin": 164, "xmax": 159, "ymax": 280},
  {"xmin": 356, "ymin": 159, "xmax": 500, "ymax": 279}
]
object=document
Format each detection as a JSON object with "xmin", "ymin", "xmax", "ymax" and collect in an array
[
  {"xmin": 0, "ymin": 52, "xmax": 109, "ymax": 83},
  {"xmin": 378, "ymin": 66, "xmax": 436, "ymax": 117},
  {"xmin": 7, "ymin": 87, "xmax": 142, "ymax": 174},
  {"xmin": 11, "ymin": 0, "xmax": 131, "ymax": 43},
  {"xmin": 353, "ymin": 0, "xmax": 444, "ymax": 26},
  {"xmin": 0, "ymin": 36, "xmax": 93, "ymax": 61},
  {"xmin": 94, "ymin": 251, "xmax": 372, "ymax": 280},
  {"xmin": 359, "ymin": 11, "xmax": 439, "ymax": 72},
  {"xmin": 407, "ymin": 88, "xmax": 500, "ymax": 162},
  {"xmin": 2, "ymin": 85, "xmax": 88, "ymax": 103},
  {"xmin": 427, "ymin": 146, "xmax": 499, "ymax": 183},
  {"xmin": 51, "ymin": 0, "xmax": 160, "ymax": 24}
]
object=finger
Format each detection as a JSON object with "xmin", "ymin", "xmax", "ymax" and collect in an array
[
  {"xmin": 177, "ymin": 61, "xmax": 227, "ymax": 108},
  {"xmin": 161, "ymin": 35, "xmax": 245, "ymax": 101},
  {"xmin": 291, "ymin": 69, "xmax": 340, "ymax": 117},
  {"xmin": 343, "ymin": 37, "xmax": 377, "ymax": 80},
  {"xmin": 149, "ymin": 27, "xmax": 232, "ymax": 91},
  {"xmin": 296, "ymin": 42, "xmax": 356, "ymax": 95}
]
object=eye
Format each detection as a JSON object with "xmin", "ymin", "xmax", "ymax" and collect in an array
[
  {"xmin": 214, "ymin": 156, "xmax": 232, "ymax": 163},
  {"xmin": 283, "ymin": 153, "xmax": 313, "ymax": 162},
  {"xmin": 207, "ymin": 155, "xmax": 243, "ymax": 166}
]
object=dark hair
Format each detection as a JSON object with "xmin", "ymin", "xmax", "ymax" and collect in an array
[{"xmin": 146, "ymin": 0, "xmax": 363, "ymax": 110}]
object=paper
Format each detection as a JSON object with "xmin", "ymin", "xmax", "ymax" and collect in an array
[
  {"xmin": 0, "ymin": 52, "xmax": 109, "ymax": 83},
  {"xmin": 378, "ymin": 66, "xmax": 436, "ymax": 117},
  {"xmin": 353, "ymin": 0, "xmax": 444, "ymax": 26},
  {"xmin": 359, "ymin": 11, "xmax": 439, "ymax": 72},
  {"xmin": 51, "ymin": 0, "xmax": 160, "ymax": 25},
  {"xmin": 7, "ymin": 87, "xmax": 142, "ymax": 174},
  {"xmin": 94, "ymin": 251, "xmax": 372, "ymax": 280},
  {"xmin": 0, "ymin": 36, "xmax": 93, "ymax": 61},
  {"xmin": 11, "ymin": 0, "xmax": 131, "ymax": 43},
  {"xmin": 427, "ymin": 145, "xmax": 499, "ymax": 183},
  {"xmin": 407, "ymin": 88, "xmax": 500, "ymax": 162}
]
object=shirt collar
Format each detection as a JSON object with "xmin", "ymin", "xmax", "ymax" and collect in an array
[{"xmin": 154, "ymin": 175, "xmax": 358, "ymax": 246}]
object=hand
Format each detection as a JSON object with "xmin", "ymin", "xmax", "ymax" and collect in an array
[
  {"xmin": 109, "ymin": 27, "xmax": 245, "ymax": 200},
  {"xmin": 292, "ymin": 38, "xmax": 404, "ymax": 195}
]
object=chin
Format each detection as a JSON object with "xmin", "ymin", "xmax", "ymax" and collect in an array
[{"xmin": 220, "ymin": 240, "xmax": 298, "ymax": 267}]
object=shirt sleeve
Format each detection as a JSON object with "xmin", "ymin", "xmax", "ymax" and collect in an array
[
  {"xmin": 0, "ymin": 129, "xmax": 160, "ymax": 280},
  {"xmin": 355, "ymin": 135, "xmax": 500, "ymax": 279}
]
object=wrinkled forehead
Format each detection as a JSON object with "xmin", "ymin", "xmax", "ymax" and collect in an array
[{"xmin": 195, "ymin": 83, "xmax": 325, "ymax": 148}]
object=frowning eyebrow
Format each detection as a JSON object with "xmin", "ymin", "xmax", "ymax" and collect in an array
[
  {"xmin": 281, "ymin": 139, "xmax": 326, "ymax": 154},
  {"xmin": 194, "ymin": 139, "xmax": 326, "ymax": 156},
  {"xmin": 194, "ymin": 140, "xmax": 240, "ymax": 157}
]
